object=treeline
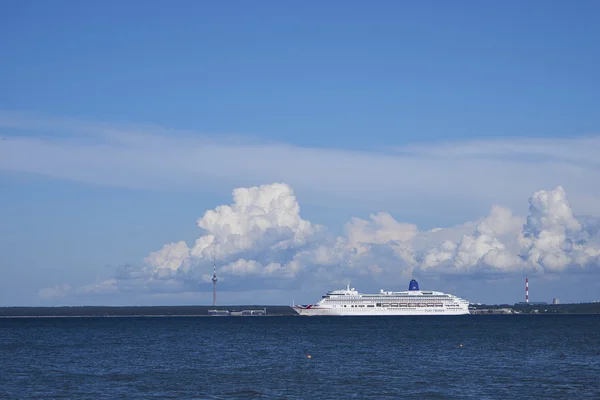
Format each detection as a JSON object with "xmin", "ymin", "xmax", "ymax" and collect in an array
[
  {"xmin": 0, "ymin": 305, "xmax": 298, "ymax": 317},
  {"xmin": 471, "ymin": 302, "xmax": 600, "ymax": 314}
]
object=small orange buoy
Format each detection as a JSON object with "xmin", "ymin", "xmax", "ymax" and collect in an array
[{"xmin": 307, "ymin": 355, "xmax": 312, "ymax": 359}]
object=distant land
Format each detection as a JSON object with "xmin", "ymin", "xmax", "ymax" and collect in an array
[
  {"xmin": 0, "ymin": 305, "xmax": 297, "ymax": 317},
  {"xmin": 469, "ymin": 302, "xmax": 600, "ymax": 315},
  {"xmin": 1, "ymin": 303, "xmax": 600, "ymax": 317}
]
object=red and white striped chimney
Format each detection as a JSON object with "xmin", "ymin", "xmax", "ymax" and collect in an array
[{"xmin": 525, "ymin": 277, "xmax": 529, "ymax": 303}]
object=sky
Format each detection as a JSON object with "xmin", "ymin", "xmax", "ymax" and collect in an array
[{"xmin": 1, "ymin": 1, "xmax": 600, "ymax": 306}]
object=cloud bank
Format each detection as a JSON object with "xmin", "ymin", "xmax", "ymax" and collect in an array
[
  {"xmin": 1, "ymin": 112, "xmax": 599, "ymax": 301},
  {"xmin": 39, "ymin": 182, "xmax": 600, "ymax": 300}
]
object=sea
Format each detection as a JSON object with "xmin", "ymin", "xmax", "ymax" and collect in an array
[{"xmin": 1, "ymin": 315, "xmax": 599, "ymax": 399}]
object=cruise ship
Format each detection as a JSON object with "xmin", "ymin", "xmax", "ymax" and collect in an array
[{"xmin": 292, "ymin": 279, "xmax": 469, "ymax": 316}]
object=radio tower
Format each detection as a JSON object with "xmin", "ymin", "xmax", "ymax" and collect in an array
[
  {"xmin": 525, "ymin": 277, "xmax": 529, "ymax": 303},
  {"xmin": 211, "ymin": 256, "xmax": 218, "ymax": 307}
]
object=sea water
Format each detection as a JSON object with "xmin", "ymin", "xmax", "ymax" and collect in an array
[{"xmin": 1, "ymin": 315, "xmax": 599, "ymax": 399}]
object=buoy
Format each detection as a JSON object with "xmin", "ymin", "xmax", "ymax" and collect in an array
[
  {"xmin": 459, "ymin": 344, "xmax": 463, "ymax": 348},
  {"xmin": 307, "ymin": 355, "xmax": 312, "ymax": 359}
]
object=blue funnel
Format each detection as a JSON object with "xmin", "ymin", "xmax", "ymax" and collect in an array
[{"xmin": 408, "ymin": 279, "xmax": 419, "ymax": 291}]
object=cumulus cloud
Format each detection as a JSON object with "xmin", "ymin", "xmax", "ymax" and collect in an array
[
  {"xmin": 67, "ymin": 183, "xmax": 323, "ymax": 297},
  {"xmin": 145, "ymin": 242, "xmax": 190, "ymax": 272},
  {"xmin": 144, "ymin": 183, "xmax": 321, "ymax": 284},
  {"xmin": 519, "ymin": 186, "xmax": 600, "ymax": 272},
  {"xmin": 189, "ymin": 182, "xmax": 319, "ymax": 259},
  {"xmin": 4, "ymin": 112, "xmax": 598, "ymax": 300},
  {"xmin": 421, "ymin": 205, "xmax": 526, "ymax": 274},
  {"xmin": 40, "ymin": 183, "xmax": 600, "ymax": 299},
  {"xmin": 346, "ymin": 213, "xmax": 418, "ymax": 246}
]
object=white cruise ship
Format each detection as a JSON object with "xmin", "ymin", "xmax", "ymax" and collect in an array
[{"xmin": 292, "ymin": 279, "xmax": 469, "ymax": 316}]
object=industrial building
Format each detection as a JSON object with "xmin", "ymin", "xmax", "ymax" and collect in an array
[
  {"xmin": 207, "ymin": 309, "xmax": 230, "ymax": 316},
  {"xmin": 207, "ymin": 308, "xmax": 267, "ymax": 316},
  {"xmin": 231, "ymin": 308, "xmax": 267, "ymax": 316}
]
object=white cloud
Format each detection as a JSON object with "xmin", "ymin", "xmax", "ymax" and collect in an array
[
  {"xmin": 145, "ymin": 241, "xmax": 190, "ymax": 272},
  {"xmin": 421, "ymin": 241, "xmax": 457, "ymax": 269},
  {"xmin": 37, "ymin": 182, "xmax": 600, "ymax": 300},
  {"xmin": 2, "ymin": 112, "xmax": 599, "ymax": 300},
  {"xmin": 519, "ymin": 186, "xmax": 600, "ymax": 272},
  {"xmin": 417, "ymin": 205, "xmax": 526, "ymax": 275},
  {"xmin": 2, "ymin": 112, "xmax": 600, "ymax": 220},
  {"xmin": 189, "ymin": 182, "xmax": 319, "ymax": 260},
  {"xmin": 144, "ymin": 182, "xmax": 322, "ymax": 283},
  {"xmin": 345, "ymin": 213, "xmax": 418, "ymax": 246},
  {"xmin": 221, "ymin": 259, "xmax": 287, "ymax": 277}
]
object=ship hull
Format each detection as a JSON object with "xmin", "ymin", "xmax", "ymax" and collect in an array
[{"xmin": 292, "ymin": 306, "xmax": 469, "ymax": 316}]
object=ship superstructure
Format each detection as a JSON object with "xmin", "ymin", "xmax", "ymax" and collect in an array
[{"xmin": 293, "ymin": 279, "xmax": 469, "ymax": 316}]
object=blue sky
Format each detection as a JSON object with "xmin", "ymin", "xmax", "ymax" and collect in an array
[{"xmin": 1, "ymin": 1, "xmax": 600, "ymax": 306}]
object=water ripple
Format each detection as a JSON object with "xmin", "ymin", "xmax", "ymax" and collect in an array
[{"xmin": 1, "ymin": 315, "xmax": 600, "ymax": 399}]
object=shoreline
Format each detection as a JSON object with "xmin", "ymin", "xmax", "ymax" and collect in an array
[
  {"xmin": 2, "ymin": 303, "xmax": 600, "ymax": 318},
  {"xmin": 2, "ymin": 313, "xmax": 600, "ymax": 318},
  {"xmin": 0, "ymin": 315, "xmax": 199, "ymax": 318}
]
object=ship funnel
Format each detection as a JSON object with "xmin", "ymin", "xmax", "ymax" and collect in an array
[{"xmin": 408, "ymin": 279, "xmax": 420, "ymax": 291}]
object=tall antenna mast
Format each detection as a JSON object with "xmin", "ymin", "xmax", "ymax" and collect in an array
[
  {"xmin": 212, "ymin": 254, "xmax": 218, "ymax": 307},
  {"xmin": 525, "ymin": 277, "xmax": 529, "ymax": 303}
]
